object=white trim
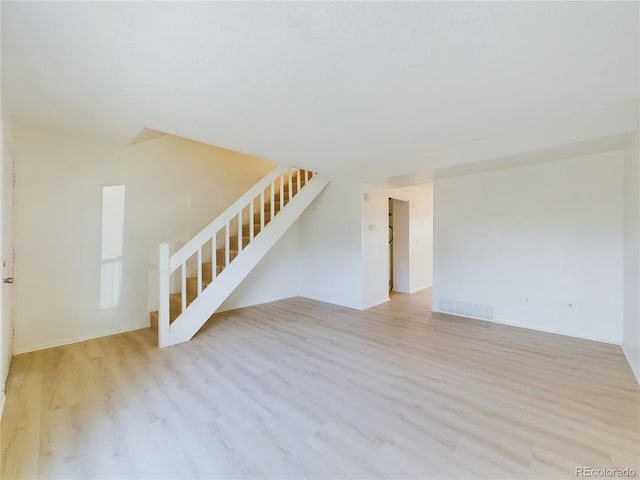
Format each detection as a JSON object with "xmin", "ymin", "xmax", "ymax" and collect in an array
[
  {"xmin": 0, "ymin": 392, "xmax": 5, "ymax": 422},
  {"xmin": 409, "ymin": 284, "xmax": 432, "ymax": 294},
  {"xmin": 432, "ymin": 309, "xmax": 621, "ymax": 345},
  {"xmin": 298, "ymin": 294, "xmax": 363, "ymax": 312},
  {"xmin": 360, "ymin": 297, "xmax": 390, "ymax": 310},
  {"xmin": 432, "ymin": 307, "xmax": 496, "ymax": 324},
  {"xmin": 622, "ymin": 344, "xmax": 640, "ymax": 386},
  {"xmin": 14, "ymin": 322, "xmax": 149, "ymax": 355},
  {"xmin": 217, "ymin": 295, "xmax": 296, "ymax": 314},
  {"xmin": 165, "ymin": 174, "xmax": 330, "ymax": 346},
  {"xmin": 495, "ymin": 318, "xmax": 621, "ymax": 345}
]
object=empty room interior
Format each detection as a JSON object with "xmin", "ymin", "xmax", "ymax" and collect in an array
[{"xmin": 1, "ymin": 2, "xmax": 639, "ymax": 479}]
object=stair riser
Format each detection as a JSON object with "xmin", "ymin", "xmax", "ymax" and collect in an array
[
  {"xmin": 254, "ymin": 213, "xmax": 273, "ymax": 223},
  {"xmin": 276, "ymin": 185, "xmax": 304, "ymax": 199},
  {"xmin": 186, "ymin": 278, "xmax": 208, "ymax": 303},
  {"xmin": 201, "ymin": 263, "xmax": 225, "ymax": 283},
  {"xmin": 229, "ymin": 236, "xmax": 250, "ymax": 248},
  {"xmin": 169, "ymin": 294, "xmax": 182, "ymax": 318},
  {"xmin": 154, "ymin": 168, "xmax": 325, "ymax": 346},
  {"xmin": 262, "ymin": 201, "xmax": 281, "ymax": 210},
  {"xmin": 242, "ymin": 224, "xmax": 262, "ymax": 236},
  {"xmin": 215, "ymin": 253, "xmax": 237, "ymax": 265}
]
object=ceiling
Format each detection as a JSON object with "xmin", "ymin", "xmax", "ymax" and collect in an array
[{"xmin": 2, "ymin": 1, "xmax": 638, "ymax": 182}]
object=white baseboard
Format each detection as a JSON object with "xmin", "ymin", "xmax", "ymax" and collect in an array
[
  {"xmin": 218, "ymin": 294, "xmax": 298, "ymax": 313},
  {"xmin": 409, "ymin": 284, "xmax": 432, "ymax": 294},
  {"xmin": 496, "ymin": 318, "xmax": 620, "ymax": 345},
  {"xmin": 298, "ymin": 294, "xmax": 363, "ymax": 311},
  {"xmin": 360, "ymin": 297, "xmax": 390, "ymax": 310},
  {"xmin": 622, "ymin": 344, "xmax": 640, "ymax": 386},
  {"xmin": 14, "ymin": 322, "xmax": 149, "ymax": 355},
  {"xmin": 432, "ymin": 308, "xmax": 620, "ymax": 345}
]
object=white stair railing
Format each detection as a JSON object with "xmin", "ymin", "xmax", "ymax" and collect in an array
[{"xmin": 157, "ymin": 165, "xmax": 319, "ymax": 347}]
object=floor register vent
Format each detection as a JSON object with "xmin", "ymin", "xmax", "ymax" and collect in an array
[{"xmin": 438, "ymin": 298, "xmax": 495, "ymax": 321}]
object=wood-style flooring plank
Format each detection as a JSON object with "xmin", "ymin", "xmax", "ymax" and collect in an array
[{"xmin": 1, "ymin": 289, "xmax": 638, "ymax": 479}]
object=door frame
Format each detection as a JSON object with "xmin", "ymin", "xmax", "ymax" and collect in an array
[{"xmin": 1, "ymin": 136, "xmax": 16, "ymax": 401}]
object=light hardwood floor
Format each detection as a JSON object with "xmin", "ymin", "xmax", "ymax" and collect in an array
[{"xmin": 2, "ymin": 289, "xmax": 639, "ymax": 479}]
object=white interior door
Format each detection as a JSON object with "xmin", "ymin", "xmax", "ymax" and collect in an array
[{"xmin": 1, "ymin": 140, "xmax": 15, "ymax": 393}]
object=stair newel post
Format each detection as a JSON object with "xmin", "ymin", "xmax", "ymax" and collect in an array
[
  {"xmin": 158, "ymin": 243, "xmax": 170, "ymax": 348},
  {"xmin": 151, "ymin": 167, "xmax": 328, "ymax": 346}
]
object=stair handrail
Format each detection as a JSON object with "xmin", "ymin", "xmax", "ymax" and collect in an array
[
  {"xmin": 167, "ymin": 164, "xmax": 289, "ymax": 271},
  {"xmin": 158, "ymin": 163, "xmax": 291, "ymax": 347},
  {"xmin": 157, "ymin": 163, "xmax": 320, "ymax": 347}
]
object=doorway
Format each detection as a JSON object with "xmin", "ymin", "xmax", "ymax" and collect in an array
[
  {"xmin": 388, "ymin": 197, "xmax": 410, "ymax": 293},
  {"xmin": 389, "ymin": 198, "xmax": 393, "ymax": 290}
]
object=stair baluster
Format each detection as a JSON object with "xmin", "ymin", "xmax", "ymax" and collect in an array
[{"xmin": 153, "ymin": 164, "xmax": 328, "ymax": 347}]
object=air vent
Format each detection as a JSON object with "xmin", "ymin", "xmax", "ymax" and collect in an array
[{"xmin": 439, "ymin": 298, "xmax": 495, "ymax": 321}]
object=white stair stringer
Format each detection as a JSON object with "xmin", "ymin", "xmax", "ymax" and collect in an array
[{"xmin": 163, "ymin": 173, "xmax": 329, "ymax": 347}]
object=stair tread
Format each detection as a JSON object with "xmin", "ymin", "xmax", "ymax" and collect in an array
[{"xmin": 151, "ymin": 169, "xmax": 321, "ymax": 339}]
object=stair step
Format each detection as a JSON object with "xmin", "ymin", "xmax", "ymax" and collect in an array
[
  {"xmin": 186, "ymin": 277, "xmax": 210, "ymax": 302},
  {"xmin": 149, "ymin": 293, "xmax": 182, "ymax": 331},
  {"xmin": 201, "ymin": 262, "xmax": 225, "ymax": 282},
  {"xmin": 229, "ymin": 235, "xmax": 250, "ymax": 248},
  {"xmin": 152, "ymin": 260, "xmax": 227, "ymax": 331},
  {"xmin": 150, "ymin": 185, "xmax": 305, "ymax": 333},
  {"xmin": 276, "ymin": 181, "xmax": 306, "ymax": 198},
  {"xmin": 242, "ymin": 224, "xmax": 263, "ymax": 236},
  {"xmin": 290, "ymin": 172, "xmax": 307, "ymax": 181},
  {"xmin": 260, "ymin": 203, "xmax": 281, "ymax": 215},
  {"xmin": 274, "ymin": 192, "xmax": 290, "ymax": 201},
  {"xmin": 215, "ymin": 248, "xmax": 238, "ymax": 264},
  {"xmin": 263, "ymin": 201, "xmax": 281, "ymax": 209},
  {"xmin": 289, "ymin": 176, "xmax": 307, "ymax": 186},
  {"xmin": 149, "ymin": 311, "xmax": 159, "ymax": 331},
  {"xmin": 254, "ymin": 212, "xmax": 273, "ymax": 222}
]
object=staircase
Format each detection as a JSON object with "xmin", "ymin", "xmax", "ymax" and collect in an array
[{"xmin": 151, "ymin": 165, "xmax": 329, "ymax": 347}]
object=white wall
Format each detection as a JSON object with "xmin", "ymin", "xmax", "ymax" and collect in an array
[
  {"xmin": 220, "ymin": 223, "xmax": 301, "ymax": 312},
  {"xmin": 623, "ymin": 132, "xmax": 640, "ymax": 383},
  {"xmin": 434, "ymin": 151, "xmax": 625, "ymax": 344},
  {"xmin": 299, "ymin": 179, "xmax": 363, "ymax": 310},
  {"xmin": 13, "ymin": 124, "xmax": 302, "ymax": 353},
  {"xmin": 361, "ymin": 185, "xmax": 391, "ymax": 309}
]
